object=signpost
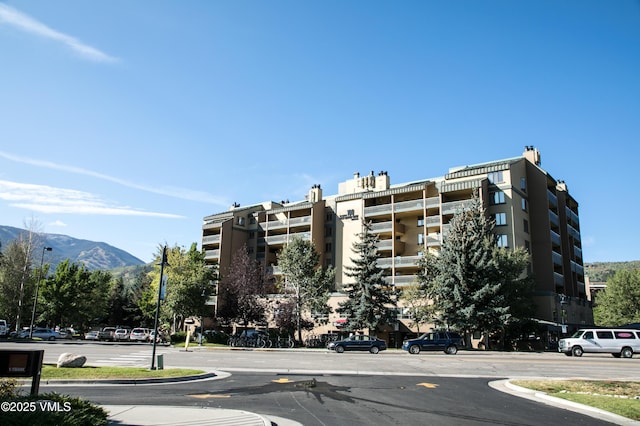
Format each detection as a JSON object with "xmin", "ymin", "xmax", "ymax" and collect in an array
[
  {"xmin": 150, "ymin": 246, "xmax": 169, "ymax": 370},
  {"xmin": 0, "ymin": 350, "xmax": 44, "ymax": 395}
]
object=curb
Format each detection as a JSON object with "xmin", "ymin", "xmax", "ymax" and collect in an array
[
  {"xmin": 490, "ymin": 379, "xmax": 640, "ymax": 426},
  {"xmin": 22, "ymin": 372, "xmax": 219, "ymax": 386}
]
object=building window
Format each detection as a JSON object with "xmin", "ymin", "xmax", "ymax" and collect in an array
[
  {"xmin": 520, "ymin": 177, "xmax": 527, "ymax": 192},
  {"xmin": 325, "ymin": 242, "xmax": 332, "ymax": 253},
  {"xmin": 524, "ymin": 240, "xmax": 530, "ymax": 253},
  {"xmin": 522, "ymin": 198, "xmax": 528, "ymax": 211},
  {"xmin": 326, "ymin": 212, "xmax": 333, "ymax": 221},
  {"xmin": 490, "ymin": 191, "xmax": 506, "ymax": 205},
  {"xmin": 496, "ymin": 234, "xmax": 508, "ymax": 247},
  {"xmin": 417, "ymin": 216, "xmax": 424, "ymax": 227},
  {"xmin": 494, "ymin": 213, "xmax": 507, "ymax": 226},
  {"xmin": 347, "ymin": 209, "xmax": 355, "ymax": 216},
  {"xmin": 236, "ymin": 217, "xmax": 245, "ymax": 226},
  {"xmin": 325, "ymin": 227, "xmax": 332, "ymax": 237},
  {"xmin": 249, "ymin": 232, "xmax": 255, "ymax": 239},
  {"xmin": 247, "ymin": 247, "xmax": 254, "ymax": 255},
  {"xmin": 249, "ymin": 217, "xmax": 257, "ymax": 225},
  {"xmin": 418, "ymin": 233, "xmax": 424, "ymax": 245},
  {"xmin": 488, "ymin": 171, "xmax": 504, "ymax": 184},
  {"xmin": 523, "ymin": 219, "xmax": 529, "ymax": 234}
]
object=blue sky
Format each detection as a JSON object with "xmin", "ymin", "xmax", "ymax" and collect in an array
[{"xmin": 1, "ymin": 1, "xmax": 638, "ymax": 263}]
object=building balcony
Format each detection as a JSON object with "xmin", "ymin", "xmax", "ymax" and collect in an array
[
  {"xmin": 376, "ymin": 239, "xmax": 405, "ymax": 253},
  {"xmin": 202, "ymin": 234, "xmax": 221, "ymax": 245},
  {"xmin": 549, "ymin": 210, "xmax": 559, "ymax": 227},
  {"xmin": 441, "ymin": 200, "xmax": 472, "ymax": 215},
  {"xmin": 547, "ymin": 190, "xmax": 558, "ymax": 209},
  {"xmin": 566, "ymin": 207, "xmax": 580, "ymax": 228},
  {"xmin": 425, "ymin": 216, "xmax": 440, "ymax": 228},
  {"xmin": 364, "ymin": 204, "xmax": 392, "ymax": 217},
  {"xmin": 383, "ymin": 275, "xmax": 416, "ymax": 286},
  {"xmin": 260, "ymin": 215, "xmax": 312, "ymax": 231},
  {"xmin": 554, "ymin": 272, "xmax": 565, "ymax": 287},
  {"xmin": 204, "ymin": 249, "xmax": 220, "ymax": 260},
  {"xmin": 574, "ymin": 245, "xmax": 583, "ymax": 260},
  {"xmin": 570, "ymin": 261, "xmax": 584, "ymax": 276},
  {"xmin": 552, "ymin": 250, "xmax": 563, "ymax": 266},
  {"xmin": 370, "ymin": 221, "xmax": 405, "ymax": 235},
  {"xmin": 394, "ymin": 199, "xmax": 424, "ymax": 214},
  {"xmin": 567, "ymin": 224, "xmax": 580, "ymax": 241},
  {"xmin": 376, "ymin": 255, "xmax": 421, "ymax": 269},
  {"xmin": 261, "ymin": 231, "xmax": 311, "ymax": 246},
  {"xmin": 426, "ymin": 235, "xmax": 441, "ymax": 247},
  {"xmin": 550, "ymin": 230, "xmax": 561, "ymax": 247},
  {"xmin": 203, "ymin": 221, "xmax": 223, "ymax": 230}
]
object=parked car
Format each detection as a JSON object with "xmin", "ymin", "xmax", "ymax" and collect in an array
[
  {"xmin": 402, "ymin": 331, "xmax": 464, "ymax": 355},
  {"xmin": 18, "ymin": 327, "xmax": 62, "ymax": 341},
  {"xmin": 84, "ymin": 330, "xmax": 100, "ymax": 341},
  {"xmin": 98, "ymin": 326, "xmax": 117, "ymax": 341},
  {"xmin": 129, "ymin": 328, "xmax": 151, "ymax": 342},
  {"xmin": 114, "ymin": 328, "xmax": 131, "ymax": 341},
  {"xmin": 328, "ymin": 334, "xmax": 387, "ymax": 354},
  {"xmin": 558, "ymin": 328, "xmax": 640, "ymax": 358},
  {"xmin": 0, "ymin": 319, "xmax": 8, "ymax": 337}
]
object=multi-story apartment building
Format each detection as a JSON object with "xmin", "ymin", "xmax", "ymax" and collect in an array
[{"xmin": 202, "ymin": 147, "xmax": 592, "ymax": 341}]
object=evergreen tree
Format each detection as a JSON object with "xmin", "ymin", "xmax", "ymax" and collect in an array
[
  {"xmin": 337, "ymin": 221, "xmax": 396, "ymax": 333},
  {"xmin": 593, "ymin": 269, "xmax": 640, "ymax": 326},
  {"xmin": 432, "ymin": 192, "xmax": 532, "ymax": 346}
]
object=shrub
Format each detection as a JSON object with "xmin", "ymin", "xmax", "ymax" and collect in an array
[{"xmin": 170, "ymin": 331, "xmax": 187, "ymax": 344}]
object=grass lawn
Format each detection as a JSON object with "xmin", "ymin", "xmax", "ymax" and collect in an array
[
  {"xmin": 41, "ymin": 364, "xmax": 205, "ymax": 380},
  {"xmin": 511, "ymin": 379, "xmax": 640, "ymax": 421}
]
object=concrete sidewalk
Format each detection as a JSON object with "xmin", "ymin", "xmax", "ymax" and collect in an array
[{"xmin": 103, "ymin": 405, "xmax": 303, "ymax": 426}]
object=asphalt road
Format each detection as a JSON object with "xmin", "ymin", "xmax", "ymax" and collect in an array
[
  {"xmin": 5, "ymin": 341, "xmax": 637, "ymax": 425},
  {"xmin": 42, "ymin": 372, "xmax": 615, "ymax": 426}
]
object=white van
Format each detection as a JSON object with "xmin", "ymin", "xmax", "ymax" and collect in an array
[
  {"xmin": 0, "ymin": 319, "xmax": 7, "ymax": 337},
  {"xmin": 558, "ymin": 328, "xmax": 640, "ymax": 358}
]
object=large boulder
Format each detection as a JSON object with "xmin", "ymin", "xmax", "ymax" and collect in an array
[{"xmin": 57, "ymin": 352, "xmax": 87, "ymax": 368}]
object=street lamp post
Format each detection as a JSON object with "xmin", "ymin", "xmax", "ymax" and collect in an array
[
  {"xmin": 151, "ymin": 246, "xmax": 169, "ymax": 370},
  {"xmin": 29, "ymin": 246, "xmax": 52, "ymax": 339}
]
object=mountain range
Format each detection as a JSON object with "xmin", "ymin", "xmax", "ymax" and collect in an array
[{"xmin": 0, "ymin": 225, "xmax": 145, "ymax": 270}]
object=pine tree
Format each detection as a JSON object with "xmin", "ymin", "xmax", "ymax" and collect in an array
[
  {"xmin": 338, "ymin": 221, "xmax": 396, "ymax": 333},
  {"xmin": 433, "ymin": 192, "xmax": 532, "ymax": 343}
]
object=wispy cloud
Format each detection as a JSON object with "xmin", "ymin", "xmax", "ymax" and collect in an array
[
  {"xmin": 0, "ymin": 180, "xmax": 184, "ymax": 218},
  {"xmin": 0, "ymin": 3, "xmax": 118, "ymax": 63},
  {"xmin": 48, "ymin": 220, "xmax": 67, "ymax": 227},
  {"xmin": 0, "ymin": 151, "xmax": 228, "ymax": 206}
]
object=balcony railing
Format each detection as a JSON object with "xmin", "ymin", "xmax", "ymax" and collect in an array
[
  {"xmin": 554, "ymin": 272, "xmax": 565, "ymax": 287},
  {"xmin": 203, "ymin": 221, "xmax": 223, "ymax": 230},
  {"xmin": 550, "ymin": 230, "xmax": 561, "ymax": 247},
  {"xmin": 427, "ymin": 235, "xmax": 441, "ymax": 247},
  {"xmin": 394, "ymin": 199, "xmax": 424, "ymax": 214},
  {"xmin": 263, "ymin": 232, "xmax": 311, "ymax": 245},
  {"xmin": 425, "ymin": 216, "xmax": 440, "ymax": 227},
  {"xmin": 573, "ymin": 245, "xmax": 583, "ymax": 260},
  {"xmin": 383, "ymin": 275, "xmax": 416, "ymax": 286},
  {"xmin": 549, "ymin": 210, "xmax": 559, "ymax": 227},
  {"xmin": 377, "ymin": 255, "xmax": 421, "ymax": 268},
  {"xmin": 547, "ymin": 189, "xmax": 558, "ymax": 208},
  {"xmin": 204, "ymin": 249, "xmax": 220, "ymax": 260},
  {"xmin": 552, "ymin": 251, "xmax": 563, "ymax": 266},
  {"xmin": 364, "ymin": 204, "xmax": 392, "ymax": 217},
  {"xmin": 441, "ymin": 200, "xmax": 472, "ymax": 215},
  {"xmin": 370, "ymin": 221, "xmax": 405, "ymax": 234},
  {"xmin": 567, "ymin": 224, "xmax": 580, "ymax": 241},
  {"xmin": 202, "ymin": 234, "xmax": 221, "ymax": 245}
]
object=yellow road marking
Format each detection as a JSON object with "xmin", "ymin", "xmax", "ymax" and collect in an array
[
  {"xmin": 416, "ymin": 382, "xmax": 439, "ymax": 388},
  {"xmin": 272, "ymin": 378, "xmax": 293, "ymax": 384},
  {"xmin": 189, "ymin": 394, "xmax": 231, "ymax": 399}
]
